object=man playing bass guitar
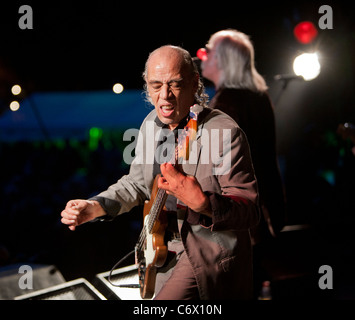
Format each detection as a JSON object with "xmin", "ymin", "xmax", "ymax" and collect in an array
[{"xmin": 60, "ymin": 45, "xmax": 260, "ymax": 300}]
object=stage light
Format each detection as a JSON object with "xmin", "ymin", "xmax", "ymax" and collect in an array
[
  {"xmin": 196, "ymin": 48, "xmax": 208, "ymax": 61},
  {"xmin": 10, "ymin": 101, "xmax": 20, "ymax": 111},
  {"xmin": 293, "ymin": 21, "xmax": 318, "ymax": 44},
  {"xmin": 293, "ymin": 53, "xmax": 320, "ymax": 81},
  {"xmin": 90, "ymin": 127, "xmax": 102, "ymax": 138},
  {"xmin": 113, "ymin": 83, "xmax": 124, "ymax": 94},
  {"xmin": 11, "ymin": 84, "xmax": 22, "ymax": 95},
  {"xmin": 89, "ymin": 127, "xmax": 103, "ymax": 151}
]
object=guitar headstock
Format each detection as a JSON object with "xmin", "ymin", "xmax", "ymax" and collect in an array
[{"xmin": 177, "ymin": 104, "xmax": 203, "ymax": 161}]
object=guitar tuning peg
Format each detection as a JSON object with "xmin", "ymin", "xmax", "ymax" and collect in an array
[{"xmin": 190, "ymin": 104, "xmax": 203, "ymax": 114}]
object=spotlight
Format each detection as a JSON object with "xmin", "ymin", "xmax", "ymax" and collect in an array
[
  {"xmin": 293, "ymin": 52, "xmax": 321, "ymax": 81},
  {"xmin": 293, "ymin": 21, "xmax": 318, "ymax": 44},
  {"xmin": 10, "ymin": 101, "xmax": 20, "ymax": 111},
  {"xmin": 113, "ymin": 83, "xmax": 124, "ymax": 94},
  {"xmin": 196, "ymin": 48, "xmax": 208, "ymax": 61},
  {"xmin": 11, "ymin": 84, "xmax": 22, "ymax": 95}
]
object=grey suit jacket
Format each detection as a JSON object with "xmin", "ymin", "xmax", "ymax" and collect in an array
[{"xmin": 91, "ymin": 107, "xmax": 260, "ymax": 299}]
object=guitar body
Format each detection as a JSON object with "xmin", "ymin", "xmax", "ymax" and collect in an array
[{"xmin": 137, "ymin": 174, "xmax": 168, "ymax": 299}]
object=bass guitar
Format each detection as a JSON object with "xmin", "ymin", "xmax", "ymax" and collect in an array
[{"xmin": 134, "ymin": 104, "xmax": 203, "ymax": 299}]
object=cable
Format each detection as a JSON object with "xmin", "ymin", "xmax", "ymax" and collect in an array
[{"xmin": 107, "ymin": 249, "xmax": 140, "ymax": 288}]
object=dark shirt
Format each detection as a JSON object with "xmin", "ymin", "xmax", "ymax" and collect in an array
[{"xmin": 210, "ymin": 88, "xmax": 286, "ymax": 238}]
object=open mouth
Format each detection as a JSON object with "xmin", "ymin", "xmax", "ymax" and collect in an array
[{"xmin": 160, "ymin": 105, "xmax": 175, "ymax": 117}]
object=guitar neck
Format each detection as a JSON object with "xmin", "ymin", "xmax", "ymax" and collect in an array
[{"xmin": 147, "ymin": 188, "xmax": 168, "ymax": 233}]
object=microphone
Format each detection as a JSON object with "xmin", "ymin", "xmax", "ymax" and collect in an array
[{"xmin": 274, "ymin": 74, "xmax": 304, "ymax": 81}]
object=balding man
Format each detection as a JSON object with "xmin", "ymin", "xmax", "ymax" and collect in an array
[{"xmin": 61, "ymin": 45, "xmax": 260, "ymax": 300}]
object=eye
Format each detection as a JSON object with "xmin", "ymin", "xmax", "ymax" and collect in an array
[
  {"xmin": 169, "ymin": 80, "xmax": 183, "ymax": 89},
  {"xmin": 170, "ymin": 82, "xmax": 181, "ymax": 89},
  {"xmin": 150, "ymin": 82, "xmax": 162, "ymax": 90}
]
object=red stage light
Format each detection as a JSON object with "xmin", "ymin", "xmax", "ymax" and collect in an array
[
  {"xmin": 293, "ymin": 21, "xmax": 318, "ymax": 44},
  {"xmin": 196, "ymin": 48, "xmax": 208, "ymax": 61}
]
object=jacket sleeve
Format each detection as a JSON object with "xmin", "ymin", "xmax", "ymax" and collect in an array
[
  {"xmin": 89, "ymin": 117, "xmax": 151, "ymax": 219},
  {"xmin": 187, "ymin": 121, "xmax": 260, "ymax": 231}
]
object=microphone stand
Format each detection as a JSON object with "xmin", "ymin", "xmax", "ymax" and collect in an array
[{"xmin": 273, "ymin": 74, "xmax": 305, "ymax": 106}]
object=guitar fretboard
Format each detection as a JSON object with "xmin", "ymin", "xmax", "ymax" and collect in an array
[
  {"xmin": 136, "ymin": 187, "xmax": 168, "ymax": 253},
  {"xmin": 147, "ymin": 189, "xmax": 168, "ymax": 233}
]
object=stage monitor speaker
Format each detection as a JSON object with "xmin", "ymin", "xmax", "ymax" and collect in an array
[
  {"xmin": 0, "ymin": 263, "xmax": 66, "ymax": 300},
  {"xmin": 93, "ymin": 264, "xmax": 142, "ymax": 300},
  {"xmin": 14, "ymin": 278, "xmax": 106, "ymax": 300}
]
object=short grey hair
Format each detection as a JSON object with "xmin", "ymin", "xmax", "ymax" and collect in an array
[
  {"xmin": 142, "ymin": 45, "xmax": 209, "ymax": 107},
  {"xmin": 211, "ymin": 29, "xmax": 268, "ymax": 92}
]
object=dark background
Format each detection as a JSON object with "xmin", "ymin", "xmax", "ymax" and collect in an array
[{"xmin": 0, "ymin": 1, "xmax": 354, "ymax": 299}]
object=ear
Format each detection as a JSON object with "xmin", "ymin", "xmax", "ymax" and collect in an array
[{"xmin": 144, "ymin": 83, "xmax": 154, "ymax": 105}]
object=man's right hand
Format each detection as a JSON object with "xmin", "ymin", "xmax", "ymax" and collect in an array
[{"xmin": 60, "ymin": 200, "xmax": 106, "ymax": 231}]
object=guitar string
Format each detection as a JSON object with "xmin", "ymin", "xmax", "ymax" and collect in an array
[
  {"xmin": 135, "ymin": 140, "xmax": 177, "ymax": 253},
  {"xmin": 136, "ymin": 188, "xmax": 167, "ymax": 252},
  {"xmin": 135, "ymin": 137, "xmax": 190, "ymax": 252}
]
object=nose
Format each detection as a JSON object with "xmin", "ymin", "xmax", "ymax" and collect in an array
[{"xmin": 160, "ymin": 83, "xmax": 172, "ymax": 100}]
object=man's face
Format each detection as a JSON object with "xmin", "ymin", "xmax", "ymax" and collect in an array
[
  {"xmin": 201, "ymin": 38, "xmax": 221, "ymax": 86},
  {"xmin": 146, "ymin": 47, "xmax": 198, "ymax": 130}
]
